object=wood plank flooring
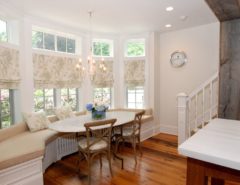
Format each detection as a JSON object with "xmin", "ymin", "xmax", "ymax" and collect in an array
[{"xmin": 44, "ymin": 133, "xmax": 240, "ymax": 185}]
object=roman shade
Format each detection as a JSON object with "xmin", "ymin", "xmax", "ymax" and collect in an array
[
  {"xmin": 92, "ymin": 60, "xmax": 114, "ymax": 88},
  {"xmin": 124, "ymin": 60, "xmax": 145, "ymax": 86},
  {"xmin": 33, "ymin": 53, "xmax": 84, "ymax": 89},
  {"xmin": 0, "ymin": 44, "xmax": 20, "ymax": 89}
]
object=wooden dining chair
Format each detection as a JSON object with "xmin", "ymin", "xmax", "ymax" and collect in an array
[
  {"xmin": 77, "ymin": 118, "xmax": 116, "ymax": 185},
  {"xmin": 114, "ymin": 110, "xmax": 145, "ymax": 163}
]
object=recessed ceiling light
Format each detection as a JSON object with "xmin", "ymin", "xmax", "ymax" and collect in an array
[
  {"xmin": 166, "ymin": 6, "xmax": 174, "ymax": 12},
  {"xmin": 165, "ymin": 24, "xmax": 172, "ymax": 28}
]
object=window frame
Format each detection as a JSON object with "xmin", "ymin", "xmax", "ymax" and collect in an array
[
  {"xmin": 0, "ymin": 19, "xmax": 8, "ymax": 42},
  {"xmin": 0, "ymin": 89, "xmax": 14, "ymax": 129},
  {"xmin": 126, "ymin": 86, "xmax": 144, "ymax": 109},
  {"xmin": 92, "ymin": 39, "xmax": 114, "ymax": 58},
  {"xmin": 93, "ymin": 87, "xmax": 112, "ymax": 108},
  {"xmin": 124, "ymin": 38, "xmax": 146, "ymax": 58},
  {"xmin": 34, "ymin": 89, "xmax": 57, "ymax": 114},
  {"xmin": 60, "ymin": 88, "xmax": 79, "ymax": 111},
  {"xmin": 32, "ymin": 28, "xmax": 77, "ymax": 54}
]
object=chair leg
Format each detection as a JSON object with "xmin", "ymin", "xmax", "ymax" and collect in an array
[
  {"xmin": 107, "ymin": 151, "xmax": 113, "ymax": 176},
  {"xmin": 133, "ymin": 137, "xmax": 137, "ymax": 164},
  {"xmin": 87, "ymin": 157, "xmax": 91, "ymax": 185},
  {"xmin": 99, "ymin": 154, "xmax": 102, "ymax": 168},
  {"xmin": 138, "ymin": 135, "xmax": 143, "ymax": 156}
]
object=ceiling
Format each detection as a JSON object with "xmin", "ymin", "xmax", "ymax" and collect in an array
[{"xmin": 0, "ymin": 0, "xmax": 218, "ymax": 34}]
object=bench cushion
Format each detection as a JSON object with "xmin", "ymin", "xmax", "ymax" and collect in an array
[
  {"xmin": 0, "ymin": 123, "xmax": 28, "ymax": 143},
  {"xmin": 0, "ymin": 129, "xmax": 58, "ymax": 170}
]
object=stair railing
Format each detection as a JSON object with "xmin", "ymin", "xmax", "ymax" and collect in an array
[{"xmin": 177, "ymin": 72, "xmax": 219, "ymax": 145}]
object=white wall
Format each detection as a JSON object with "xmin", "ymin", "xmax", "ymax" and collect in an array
[{"xmin": 158, "ymin": 22, "xmax": 220, "ymax": 135}]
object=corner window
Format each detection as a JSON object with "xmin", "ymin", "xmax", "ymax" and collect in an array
[
  {"xmin": 0, "ymin": 20, "xmax": 7, "ymax": 42},
  {"xmin": 0, "ymin": 89, "xmax": 14, "ymax": 129},
  {"xmin": 34, "ymin": 89, "xmax": 56, "ymax": 115},
  {"xmin": 93, "ymin": 87, "xmax": 112, "ymax": 108},
  {"xmin": 125, "ymin": 39, "xmax": 145, "ymax": 57},
  {"xmin": 60, "ymin": 88, "xmax": 78, "ymax": 111},
  {"xmin": 127, "ymin": 86, "xmax": 144, "ymax": 108},
  {"xmin": 93, "ymin": 39, "xmax": 113, "ymax": 57}
]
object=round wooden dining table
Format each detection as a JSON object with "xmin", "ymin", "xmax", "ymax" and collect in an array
[{"xmin": 48, "ymin": 111, "xmax": 136, "ymax": 169}]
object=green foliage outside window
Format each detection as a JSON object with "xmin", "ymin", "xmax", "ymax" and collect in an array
[
  {"xmin": 34, "ymin": 89, "xmax": 55, "ymax": 115},
  {"xmin": 61, "ymin": 88, "xmax": 77, "ymax": 111},
  {"xmin": 126, "ymin": 40, "xmax": 145, "ymax": 57},
  {"xmin": 44, "ymin": 33, "xmax": 55, "ymax": 50},
  {"xmin": 0, "ymin": 20, "xmax": 7, "ymax": 42},
  {"xmin": 57, "ymin": 36, "xmax": 66, "ymax": 52},
  {"xmin": 0, "ymin": 90, "xmax": 12, "ymax": 129},
  {"xmin": 32, "ymin": 30, "xmax": 76, "ymax": 54},
  {"xmin": 93, "ymin": 41, "xmax": 112, "ymax": 57},
  {"xmin": 32, "ymin": 31, "xmax": 43, "ymax": 48},
  {"xmin": 93, "ymin": 88, "xmax": 111, "ymax": 107}
]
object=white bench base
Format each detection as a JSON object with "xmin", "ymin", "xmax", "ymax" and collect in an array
[{"xmin": 0, "ymin": 157, "xmax": 43, "ymax": 185}]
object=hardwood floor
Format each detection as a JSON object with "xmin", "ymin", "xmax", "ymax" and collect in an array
[{"xmin": 44, "ymin": 133, "xmax": 240, "ymax": 185}]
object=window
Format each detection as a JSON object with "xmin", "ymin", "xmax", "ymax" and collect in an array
[
  {"xmin": 127, "ymin": 86, "xmax": 144, "ymax": 108},
  {"xmin": 32, "ymin": 31, "xmax": 43, "ymax": 48},
  {"xmin": 125, "ymin": 39, "xmax": 145, "ymax": 57},
  {"xmin": 32, "ymin": 30, "xmax": 76, "ymax": 54},
  {"xmin": 67, "ymin": 38, "xmax": 75, "ymax": 53},
  {"xmin": 0, "ymin": 20, "xmax": 7, "ymax": 42},
  {"xmin": 34, "ymin": 89, "xmax": 56, "ymax": 115},
  {"xmin": 44, "ymin": 33, "xmax": 55, "ymax": 50},
  {"xmin": 93, "ymin": 88, "xmax": 112, "ymax": 107},
  {"xmin": 0, "ymin": 89, "xmax": 14, "ymax": 129},
  {"xmin": 60, "ymin": 88, "xmax": 78, "ymax": 111},
  {"xmin": 93, "ymin": 39, "xmax": 113, "ymax": 57}
]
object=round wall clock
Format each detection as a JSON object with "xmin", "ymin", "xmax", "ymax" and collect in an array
[{"xmin": 170, "ymin": 51, "xmax": 187, "ymax": 68}]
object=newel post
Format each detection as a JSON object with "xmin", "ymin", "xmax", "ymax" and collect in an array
[{"xmin": 177, "ymin": 93, "xmax": 188, "ymax": 145}]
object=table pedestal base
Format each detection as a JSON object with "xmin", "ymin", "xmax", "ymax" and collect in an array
[{"xmin": 187, "ymin": 158, "xmax": 240, "ymax": 185}]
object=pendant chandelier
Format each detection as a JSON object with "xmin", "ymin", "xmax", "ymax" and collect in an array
[{"xmin": 76, "ymin": 11, "xmax": 107, "ymax": 80}]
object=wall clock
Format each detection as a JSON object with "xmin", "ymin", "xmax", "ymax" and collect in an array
[{"xmin": 170, "ymin": 51, "xmax": 187, "ymax": 68}]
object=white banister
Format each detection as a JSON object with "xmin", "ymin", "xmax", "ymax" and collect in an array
[
  {"xmin": 177, "ymin": 93, "xmax": 188, "ymax": 145},
  {"xmin": 177, "ymin": 72, "xmax": 219, "ymax": 145}
]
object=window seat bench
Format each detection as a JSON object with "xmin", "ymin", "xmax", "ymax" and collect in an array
[{"xmin": 0, "ymin": 109, "xmax": 154, "ymax": 185}]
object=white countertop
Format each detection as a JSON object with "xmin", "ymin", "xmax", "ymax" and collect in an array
[
  {"xmin": 178, "ymin": 118, "xmax": 240, "ymax": 170},
  {"xmin": 48, "ymin": 111, "xmax": 135, "ymax": 133}
]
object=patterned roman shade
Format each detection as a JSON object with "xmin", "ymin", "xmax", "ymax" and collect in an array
[
  {"xmin": 92, "ymin": 61, "xmax": 114, "ymax": 88},
  {"xmin": 0, "ymin": 44, "xmax": 20, "ymax": 89},
  {"xmin": 124, "ymin": 60, "xmax": 145, "ymax": 86},
  {"xmin": 33, "ymin": 53, "xmax": 84, "ymax": 89}
]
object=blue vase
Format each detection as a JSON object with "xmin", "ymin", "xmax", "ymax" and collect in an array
[{"xmin": 92, "ymin": 110, "xmax": 106, "ymax": 120}]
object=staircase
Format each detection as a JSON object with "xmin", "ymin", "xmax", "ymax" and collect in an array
[{"xmin": 177, "ymin": 72, "xmax": 219, "ymax": 145}]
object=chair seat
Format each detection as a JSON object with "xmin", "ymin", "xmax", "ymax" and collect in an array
[
  {"xmin": 78, "ymin": 137, "xmax": 107, "ymax": 151},
  {"xmin": 114, "ymin": 127, "xmax": 139, "ymax": 137}
]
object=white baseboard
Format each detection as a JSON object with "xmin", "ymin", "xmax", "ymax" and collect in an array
[
  {"xmin": 159, "ymin": 124, "xmax": 178, "ymax": 135},
  {"xmin": 141, "ymin": 127, "xmax": 155, "ymax": 141}
]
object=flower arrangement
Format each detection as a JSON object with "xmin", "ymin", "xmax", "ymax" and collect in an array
[{"xmin": 86, "ymin": 103, "xmax": 108, "ymax": 120}]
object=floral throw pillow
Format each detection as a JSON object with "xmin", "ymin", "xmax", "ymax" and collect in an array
[
  {"xmin": 23, "ymin": 111, "xmax": 50, "ymax": 132},
  {"xmin": 54, "ymin": 106, "xmax": 76, "ymax": 120}
]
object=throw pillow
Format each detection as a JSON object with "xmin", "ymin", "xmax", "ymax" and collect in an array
[
  {"xmin": 23, "ymin": 111, "xmax": 50, "ymax": 132},
  {"xmin": 54, "ymin": 106, "xmax": 75, "ymax": 120}
]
